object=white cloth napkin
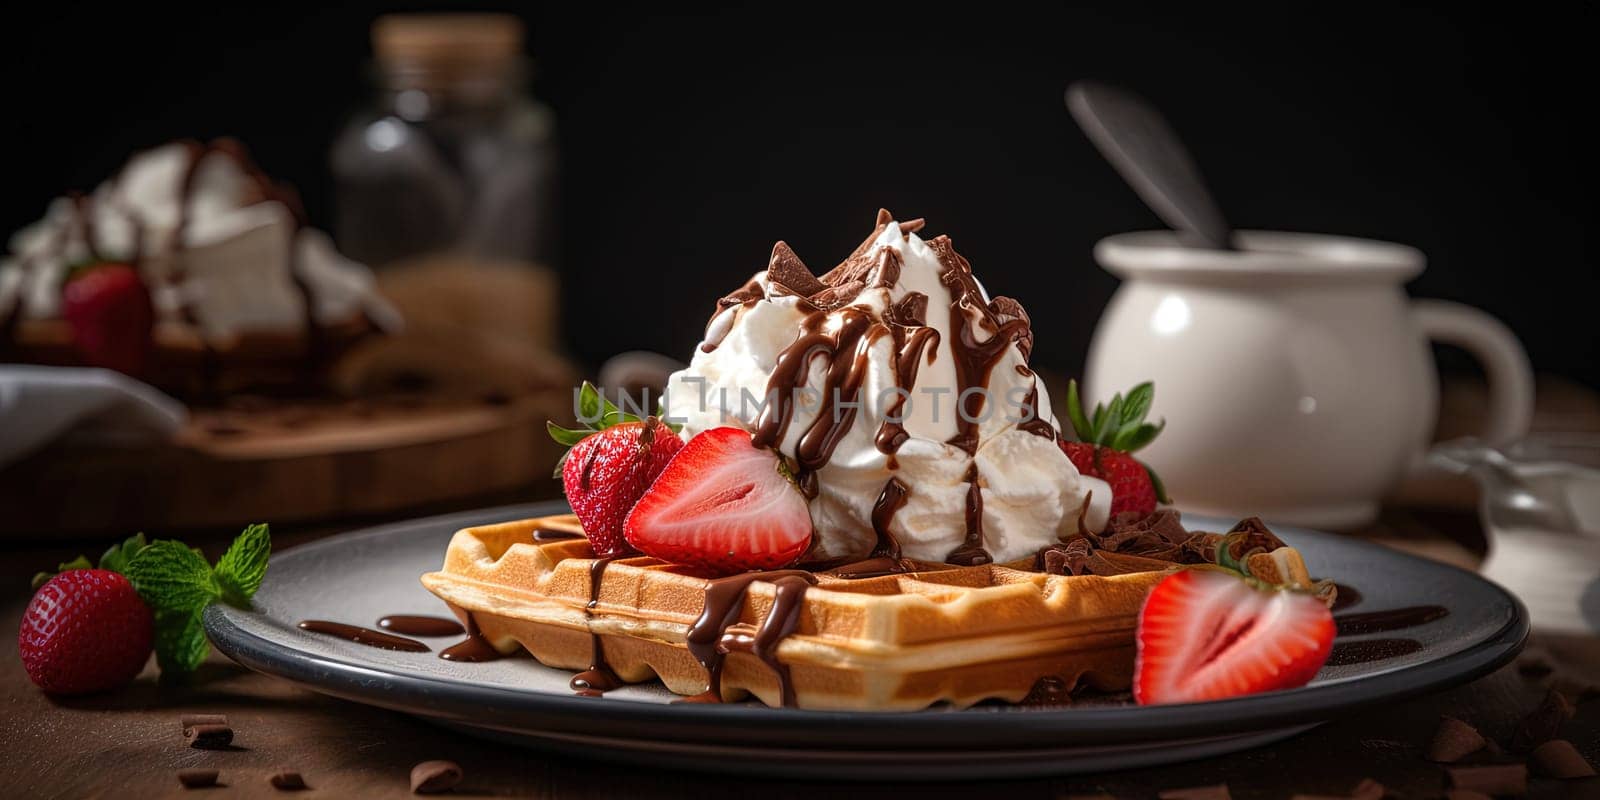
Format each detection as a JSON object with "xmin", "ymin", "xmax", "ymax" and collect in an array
[{"xmin": 0, "ymin": 365, "xmax": 187, "ymax": 467}]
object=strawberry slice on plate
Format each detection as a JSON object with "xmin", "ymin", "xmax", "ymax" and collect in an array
[
  {"xmin": 624, "ymin": 427, "xmax": 813, "ymax": 574},
  {"xmin": 1134, "ymin": 568, "xmax": 1334, "ymax": 705}
]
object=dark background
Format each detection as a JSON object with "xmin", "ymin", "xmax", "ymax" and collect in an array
[{"xmin": 6, "ymin": 4, "xmax": 1594, "ymax": 387}]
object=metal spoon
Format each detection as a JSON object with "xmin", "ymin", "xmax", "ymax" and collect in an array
[{"xmin": 1066, "ymin": 80, "xmax": 1234, "ymax": 250}]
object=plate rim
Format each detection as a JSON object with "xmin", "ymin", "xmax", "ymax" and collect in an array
[{"xmin": 206, "ymin": 501, "xmax": 1528, "ymax": 750}]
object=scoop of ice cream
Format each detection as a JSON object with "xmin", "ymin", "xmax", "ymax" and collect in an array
[
  {"xmin": 664, "ymin": 210, "xmax": 1109, "ymax": 565},
  {"xmin": 0, "ymin": 141, "xmax": 398, "ymax": 338}
]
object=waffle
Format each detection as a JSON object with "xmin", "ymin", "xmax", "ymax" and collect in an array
[{"xmin": 421, "ymin": 513, "xmax": 1177, "ymax": 711}]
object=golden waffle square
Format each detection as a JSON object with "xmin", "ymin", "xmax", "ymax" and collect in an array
[{"xmin": 421, "ymin": 514, "xmax": 1175, "ymax": 711}]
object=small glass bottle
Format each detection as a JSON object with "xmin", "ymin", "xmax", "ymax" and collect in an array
[{"xmin": 330, "ymin": 13, "xmax": 562, "ymax": 365}]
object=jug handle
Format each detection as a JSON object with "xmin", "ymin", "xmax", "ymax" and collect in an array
[{"xmin": 1411, "ymin": 299, "xmax": 1535, "ymax": 448}]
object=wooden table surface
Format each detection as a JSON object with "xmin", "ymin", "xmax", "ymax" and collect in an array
[{"xmin": 3, "ymin": 377, "xmax": 1599, "ymax": 798}]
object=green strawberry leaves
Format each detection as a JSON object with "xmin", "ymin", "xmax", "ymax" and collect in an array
[
  {"xmin": 1064, "ymin": 379, "xmax": 1163, "ymax": 454},
  {"xmin": 548, "ymin": 381, "xmax": 682, "ymax": 478},
  {"xmin": 30, "ymin": 532, "xmax": 150, "ymax": 589},
  {"xmin": 1064, "ymin": 380, "xmax": 1094, "ymax": 445},
  {"xmin": 1065, "ymin": 379, "xmax": 1173, "ymax": 506},
  {"xmin": 98, "ymin": 532, "xmax": 149, "ymax": 575},
  {"xmin": 546, "ymin": 422, "xmax": 590, "ymax": 448}
]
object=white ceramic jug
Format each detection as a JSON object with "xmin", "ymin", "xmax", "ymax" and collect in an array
[{"xmin": 1085, "ymin": 230, "xmax": 1534, "ymax": 529}]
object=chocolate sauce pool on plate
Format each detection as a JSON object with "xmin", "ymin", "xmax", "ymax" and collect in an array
[
  {"xmin": 1334, "ymin": 605, "xmax": 1448, "ymax": 636},
  {"xmin": 298, "ymin": 620, "xmax": 429, "ymax": 652},
  {"xmin": 377, "ymin": 615, "xmax": 465, "ymax": 637},
  {"xmin": 439, "ymin": 608, "xmax": 510, "ymax": 662},
  {"xmin": 1327, "ymin": 638, "xmax": 1424, "ymax": 666},
  {"xmin": 680, "ymin": 570, "xmax": 817, "ymax": 707},
  {"xmin": 1330, "ymin": 583, "xmax": 1363, "ymax": 611}
]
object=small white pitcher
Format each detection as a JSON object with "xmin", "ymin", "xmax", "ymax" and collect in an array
[{"xmin": 1085, "ymin": 230, "xmax": 1534, "ymax": 529}]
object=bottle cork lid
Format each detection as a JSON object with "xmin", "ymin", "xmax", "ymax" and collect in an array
[{"xmin": 372, "ymin": 13, "xmax": 524, "ymax": 71}]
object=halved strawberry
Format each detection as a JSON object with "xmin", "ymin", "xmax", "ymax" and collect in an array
[
  {"xmin": 624, "ymin": 427, "xmax": 813, "ymax": 574},
  {"xmin": 1134, "ymin": 568, "xmax": 1334, "ymax": 705}
]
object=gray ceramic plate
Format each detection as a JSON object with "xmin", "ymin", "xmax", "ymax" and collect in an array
[{"xmin": 206, "ymin": 502, "xmax": 1526, "ymax": 780}]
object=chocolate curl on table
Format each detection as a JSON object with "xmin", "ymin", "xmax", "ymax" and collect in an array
[
  {"xmin": 1426, "ymin": 716, "xmax": 1487, "ymax": 762},
  {"xmin": 1445, "ymin": 763, "xmax": 1528, "ymax": 796},
  {"xmin": 1348, "ymin": 779, "xmax": 1388, "ymax": 800},
  {"xmin": 1531, "ymin": 739, "xmax": 1597, "ymax": 778},
  {"xmin": 1158, "ymin": 785, "xmax": 1231, "ymax": 800},
  {"xmin": 179, "ymin": 713, "xmax": 228, "ymax": 729},
  {"xmin": 1509, "ymin": 689, "xmax": 1575, "ymax": 751},
  {"xmin": 269, "ymin": 768, "xmax": 308, "ymax": 790},
  {"xmin": 177, "ymin": 769, "xmax": 219, "ymax": 789},
  {"xmin": 410, "ymin": 760, "xmax": 463, "ymax": 794},
  {"xmin": 1289, "ymin": 777, "xmax": 1392, "ymax": 800},
  {"xmin": 184, "ymin": 723, "xmax": 234, "ymax": 749}
]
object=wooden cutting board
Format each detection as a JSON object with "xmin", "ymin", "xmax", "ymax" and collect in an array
[{"xmin": 0, "ymin": 390, "xmax": 570, "ymax": 538}]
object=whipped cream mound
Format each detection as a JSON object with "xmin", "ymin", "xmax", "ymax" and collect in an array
[
  {"xmin": 0, "ymin": 141, "xmax": 399, "ymax": 341},
  {"xmin": 665, "ymin": 210, "xmax": 1110, "ymax": 565}
]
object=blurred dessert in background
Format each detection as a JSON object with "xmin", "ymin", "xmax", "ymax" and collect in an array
[{"xmin": 0, "ymin": 139, "xmax": 400, "ymax": 397}]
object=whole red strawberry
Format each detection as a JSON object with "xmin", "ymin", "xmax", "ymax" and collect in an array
[
  {"xmin": 61, "ymin": 262, "xmax": 155, "ymax": 377},
  {"xmin": 19, "ymin": 570, "xmax": 154, "ymax": 695},
  {"xmin": 549, "ymin": 384, "xmax": 684, "ymax": 557},
  {"xmin": 1059, "ymin": 380, "xmax": 1170, "ymax": 518}
]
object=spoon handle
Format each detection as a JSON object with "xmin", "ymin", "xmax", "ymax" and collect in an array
[{"xmin": 1066, "ymin": 81, "xmax": 1234, "ymax": 250}]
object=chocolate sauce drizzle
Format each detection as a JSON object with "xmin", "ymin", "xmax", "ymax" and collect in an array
[
  {"xmin": 439, "ymin": 607, "xmax": 509, "ymax": 662},
  {"xmin": 928, "ymin": 236, "xmax": 1033, "ymax": 566},
  {"xmin": 728, "ymin": 211, "xmax": 1045, "ymax": 569},
  {"xmin": 874, "ymin": 325, "xmax": 939, "ymax": 462},
  {"xmin": 682, "ymin": 570, "xmax": 817, "ymax": 706},
  {"xmin": 377, "ymin": 615, "xmax": 464, "ymax": 637},
  {"xmin": 1015, "ymin": 384, "xmax": 1058, "ymax": 441},
  {"xmin": 831, "ymin": 477, "xmax": 912, "ymax": 578},
  {"xmin": 297, "ymin": 620, "xmax": 429, "ymax": 652},
  {"xmin": 751, "ymin": 307, "xmax": 883, "ymax": 474},
  {"xmin": 532, "ymin": 528, "xmax": 583, "ymax": 542},
  {"xmin": 947, "ymin": 464, "xmax": 992, "ymax": 566},
  {"xmin": 1334, "ymin": 605, "xmax": 1448, "ymax": 637},
  {"xmin": 1330, "ymin": 583, "xmax": 1363, "ymax": 611},
  {"xmin": 1020, "ymin": 675, "xmax": 1073, "ymax": 707},
  {"xmin": 1327, "ymin": 638, "xmax": 1424, "ymax": 666},
  {"xmin": 1317, "ymin": 583, "xmax": 1445, "ymax": 667},
  {"xmin": 566, "ymin": 555, "xmax": 625, "ymax": 696}
]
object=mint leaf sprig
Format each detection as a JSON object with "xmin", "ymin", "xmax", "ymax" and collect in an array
[
  {"xmin": 31, "ymin": 524, "xmax": 271, "ymax": 676},
  {"xmin": 127, "ymin": 524, "xmax": 271, "ymax": 674}
]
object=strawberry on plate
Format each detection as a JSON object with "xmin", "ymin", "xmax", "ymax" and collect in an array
[
  {"xmin": 548, "ymin": 383, "xmax": 684, "ymax": 558},
  {"xmin": 1134, "ymin": 568, "xmax": 1335, "ymax": 705},
  {"xmin": 61, "ymin": 262, "xmax": 155, "ymax": 377},
  {"xmin": 19, "ymin": 569, "xmax": 154, "ymax": 695},
  {"xmin": 624, "ymin": 427, "xmax": 813, "ymax": 574},
  {"xmin": 1060, "ymin": 380, "xmax": 1170, "ymax": 519}
]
